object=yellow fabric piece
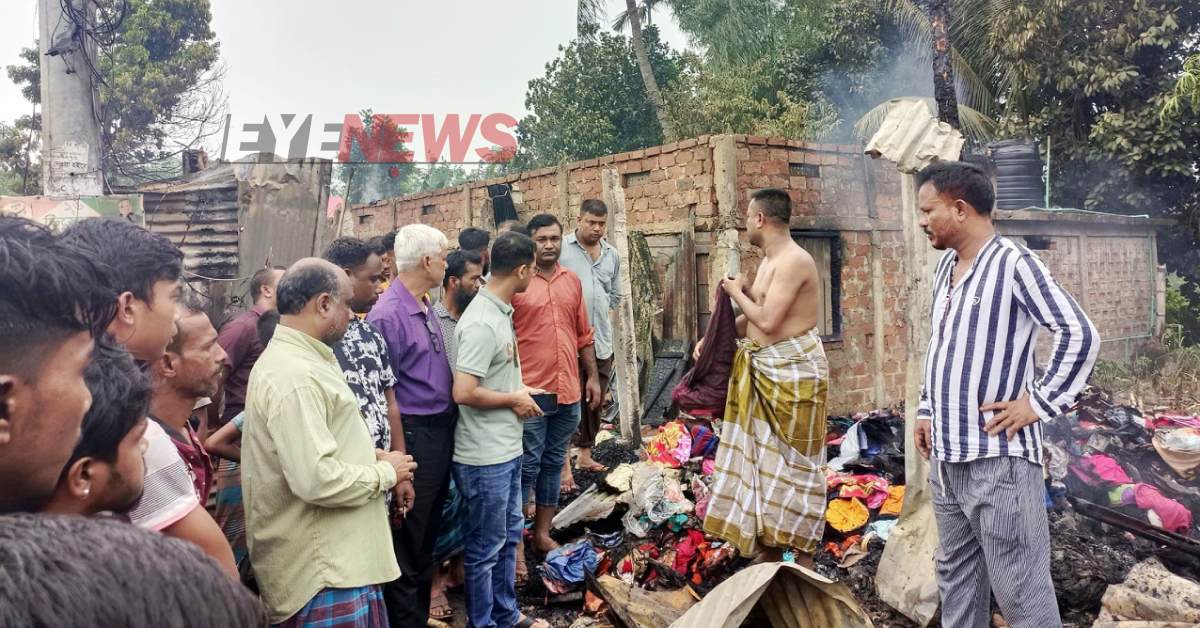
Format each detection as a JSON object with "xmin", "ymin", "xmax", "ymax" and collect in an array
[
  {"xmin": 826, "ymin": 498, "xmax": 870, "ymax": 533},
  {"xmin": 703, "ymin": 330, "xmax": 829, "ymax": 555},
  {"xmin": 880, "ymin": 485, "xmax": 906, "ymax": 517},
  {"xmin": 242, "ymin": 326, "xmax": 399, "ymax": 623}
]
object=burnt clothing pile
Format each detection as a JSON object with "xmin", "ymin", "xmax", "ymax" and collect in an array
[
  {"xmin": 1046, "ymin": 387, "xmax": 1200, "ymax": 538},
  {"xmin": 548, "ymin": 417, "xmax": 743, "ymax": 603},
  {"xmin": 821, "ymin": 410, "xmax": 907, "ymax": 547}
]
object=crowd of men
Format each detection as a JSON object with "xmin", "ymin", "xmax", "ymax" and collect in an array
[
  {"xmin": 0, "ymin": 197, "xmax": 623, "ymax": 628},
  {"xmin": 0, "ymin": 162, "xmax": 1099, "ymax": 628}
]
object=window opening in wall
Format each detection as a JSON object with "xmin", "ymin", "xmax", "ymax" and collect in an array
[
  {"xmin": 1024, "ymin": 235, "xmax": 1052, "ymax": 250},
  {"xmin": 792, "ymin": 230, "xmax": 842, "ymax": 342},
  {"xmin": 624, "ymin": 171, "xmax": 651, "ymax": 187},
  {"xmin": 358, "ymin": 214, "xmax": 373, "ymax": 225},
  {"xmin": 789, "ymin": 163, "xmax": 820, "ymax": 177},
  {"xmin": 421, "ymin": 204, "xmax": 436, "ymax": 216}
]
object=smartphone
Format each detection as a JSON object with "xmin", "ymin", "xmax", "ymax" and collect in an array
[{"xmin": 532, "ymin": 392, "xmax": 558, "ymax": 414}]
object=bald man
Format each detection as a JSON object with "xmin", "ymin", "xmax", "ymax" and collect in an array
[{"xmin": 241, "ymin": 258, "xmax": 417, "ymax": 626}]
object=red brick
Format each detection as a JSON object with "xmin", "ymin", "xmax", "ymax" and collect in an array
[{"xmin": 762, "ymin": 161, "xmax": 789, "ymax": 176}]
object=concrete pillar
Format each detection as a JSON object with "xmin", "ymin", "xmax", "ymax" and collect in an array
[{"xmin": 39, "ymin": 0, "xmax": 104, "ymax": 196}]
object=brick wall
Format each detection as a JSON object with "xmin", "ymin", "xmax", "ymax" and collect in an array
[{"xmin": 347, "ymin": 135, "xmax": 1159, "ymax": 413}]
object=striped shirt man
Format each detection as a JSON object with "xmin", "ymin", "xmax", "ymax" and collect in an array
[{"xmin": 917, "ymin": 234, "xmax": 1099, "ymax": 464}]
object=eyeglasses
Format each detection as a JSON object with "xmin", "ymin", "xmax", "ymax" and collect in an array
[{"xmin": 423, "ymin": 315, "xmax": 443, "ymax": 354}]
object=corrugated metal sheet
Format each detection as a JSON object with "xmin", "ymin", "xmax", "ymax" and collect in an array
[
  {"xmin": 140, "ymin": 164, "xmax": 241, "ymax": 279},
  {"xmin": 864, "ymin": 98, "xmax": 964, "ymax": 173},
  {"xmin": 237, "ymin": 160, "xmax": 331, "ymax": 274}
]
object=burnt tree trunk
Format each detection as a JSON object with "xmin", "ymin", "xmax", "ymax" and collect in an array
[{"xmin": 925, "ymin": 0, "xmax": 960, "ymax": 129}]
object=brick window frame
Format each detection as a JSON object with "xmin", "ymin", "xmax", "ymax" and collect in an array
[{"xmin": 791, "ymin": 229, "xmax": 843, "ymax": 342}]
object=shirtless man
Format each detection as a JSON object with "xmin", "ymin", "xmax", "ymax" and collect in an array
[{"xmin": 701, "ymin": 188, "xmax": 830, "ymax": 565}]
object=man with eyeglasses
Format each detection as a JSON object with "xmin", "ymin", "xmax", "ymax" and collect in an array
[{"xmin": 366, "ymin": 224, "xmax": 457, "ymax": 628}]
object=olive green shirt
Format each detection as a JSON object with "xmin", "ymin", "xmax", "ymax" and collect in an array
[
  {"xmin": 453, "ymin": 287, "xmax": 525, "ymax": 466},
  {"xmin": 242, "ymin": 325, "xmax": 399, "ymax": 624}
]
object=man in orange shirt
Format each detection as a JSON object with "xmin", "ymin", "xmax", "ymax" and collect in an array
[{"xmin": 512, "ymin": 214, "xmax": 601, "ymax": 570}]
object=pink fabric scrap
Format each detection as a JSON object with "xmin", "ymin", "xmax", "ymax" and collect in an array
[
  {"xmin": 1132, "ymin": 483, "xmax": 1193, "ymax": 533},
  {"xmin": 1070, "ymin": 454, "xmax": 1132, "ymax": 487}
]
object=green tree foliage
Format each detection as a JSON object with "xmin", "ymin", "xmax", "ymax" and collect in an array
[
  {"xmin": 513, "ymin": 23, "xmax": 685, "ymax": 169},
  {"xmin": 333, "ymin": 110, "xmax": 417, "ymax": 205},
  {"xmin": 667, "ymin": 0, "xmax": 934, "ymax": 140},
  {"xmin": 333, "ymin": 112, "xmax": 475, "ymax": 204},
  {"xmin": 990, "ymin": 0, "xmax": 1200, "ymax": 317},
  {"xmin": 0, "ymin": 115, "xmax": 40, "ymax": 195},
  {"xmin": 665, "ymin": 54, "xmax": 839, "ymax": 138},
  {"xmin": 7, "ymin": 0, "xmax": 222, "ymax": 185},
  {"xmin": 1163, "ymin": 53, "xmax": 1200, "ymax": 119}
]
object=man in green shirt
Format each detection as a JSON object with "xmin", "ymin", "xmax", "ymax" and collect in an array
[
  {"xmin": 451, "ymin": 232, "xmax": 550, "ymax": 628},
  {"xmin": 242, "ymin": 258, "xmax": 416, "ymax": 626}
]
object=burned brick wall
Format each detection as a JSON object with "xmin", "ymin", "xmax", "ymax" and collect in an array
[{"xmin": 347, "ymin": 135, "xmax": 1159, "ymax": 413}]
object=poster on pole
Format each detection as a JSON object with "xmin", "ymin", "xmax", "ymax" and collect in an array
[{"xmin": 0, "ymin": 194, "xmax": 145, "ymax": 231}]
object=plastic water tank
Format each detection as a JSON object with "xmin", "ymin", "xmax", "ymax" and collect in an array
[{"xmin": 988, "ymin": 139, "xmax": 1044, "ymax": 209}]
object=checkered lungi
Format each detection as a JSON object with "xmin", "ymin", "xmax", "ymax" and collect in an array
[
  {"xmin": 703, "ymin": 329, "xmax": 829, "ymax": 555},
  {"xmin": 272, "ymin": 586, "xmax": 388, "ymax": 628}
]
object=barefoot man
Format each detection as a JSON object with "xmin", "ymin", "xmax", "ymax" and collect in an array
[{"xmin": 702, "ymin": 188, "xmax": 828, "ymax": 566}]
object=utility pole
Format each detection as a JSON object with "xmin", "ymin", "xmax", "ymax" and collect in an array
[{"xmin": 39, "ymin": 0, "xmax": 104, "ymax": 196}]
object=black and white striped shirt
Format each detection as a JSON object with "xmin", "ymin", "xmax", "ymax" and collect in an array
[{"xmin": 918, "ymin": 235, "xmax": 1099, "ymax": 464}]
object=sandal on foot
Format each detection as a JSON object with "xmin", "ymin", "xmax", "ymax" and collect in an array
[
  {"xmin": 428, "ymin": 592, "xmax": 454, "ymax": 621},
  {"xmin": 516, "ymin": 615, "xmax": 550, "ymax": 628},
  {"xmin": 574, "ymin": 460, "xmax": 609, "ymax": 473}
]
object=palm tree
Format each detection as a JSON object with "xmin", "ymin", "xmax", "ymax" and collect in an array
[
  {"xmin": 577, "ymin": 0, "xmax": 608, "ymax": 37},
  {"xmin": 624, "ymin": 0, "xmax": 677, "ymax": 141},
  {"xmin": 612, "ymin": 0, "xmax": 663, "ymax": 31},
  {"xmin": 851, "ymin": 0, "xmax": 1019, "ymax": 139},
  {"xmin": 925, "ymin": 0, "xmax": 960, "ymax": 127}
]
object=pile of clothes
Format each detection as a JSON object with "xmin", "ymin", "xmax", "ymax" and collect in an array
[
  {"xmin": 818, "ymin": 410, "xmax": 908, "ymax": 567},
  {"xmin": 1046, "ymin": 387, "xmax": 1200, "ymax": 538},
  {"xmin": 548, "ymin": 418, "xmax": 742, "ymax": 599}
]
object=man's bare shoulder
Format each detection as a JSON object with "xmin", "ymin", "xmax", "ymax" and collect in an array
[{"xmin": 769, "ymin": 241, "xmax": 817, "ymax": 274}]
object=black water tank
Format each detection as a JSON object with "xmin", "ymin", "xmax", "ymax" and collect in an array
[{"xmin": 989, "ymin": 139, "xmax": 1044, "ymax": 209}]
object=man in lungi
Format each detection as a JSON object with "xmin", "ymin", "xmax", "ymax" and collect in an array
[{"xmin": 702, "ymin": 187, "xmax": 829, "ymax": 566}]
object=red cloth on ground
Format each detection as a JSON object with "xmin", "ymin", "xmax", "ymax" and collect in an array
[
  {"xmin": 1132, "ymin": 483, "xmax": 1193, "ymax": 533},
  {"xmin": 672, "ymin": 288, "xmax": 737, "ymax": 418},
  {"xmin": 1070, "ymin": 454, "xmax": 1133, "ymax": 486}
]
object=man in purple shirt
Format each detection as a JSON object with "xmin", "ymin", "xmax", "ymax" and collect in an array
[{"xmin": 367, "ymin": 223, "xmax": 456, "ymax": 628}]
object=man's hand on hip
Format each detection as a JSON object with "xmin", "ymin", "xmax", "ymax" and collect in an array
[
  {"xmin": 981, "ymin": 394, "xmax": 1040, "ymax": 440},
  {"xmin": 915, "ymin": 419, "xmax": 932, "ymax": 460},
  {"xmin": 377, "ymin": 449, "xmax": 417, "ymax": 483}
]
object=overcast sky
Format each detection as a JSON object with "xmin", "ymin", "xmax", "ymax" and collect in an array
[{"xmin": 0, "ymin": 0, "xmax": 692, "ymax": 156}]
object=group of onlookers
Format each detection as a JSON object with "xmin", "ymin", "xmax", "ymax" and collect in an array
[{"xmin": 0, "ymin": 198, "xmax": 622, "ymax": 628}]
